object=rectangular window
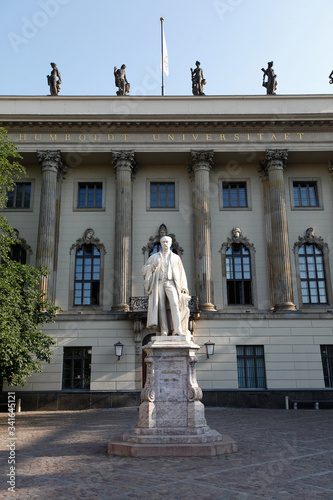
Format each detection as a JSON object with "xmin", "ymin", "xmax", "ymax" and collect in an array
[
  {"xmin": 293, "ymin": 182, "xmax": 318, "ymax": 207},
  {"xmin": 236, "ymin": 346, "xmax": 266, "ymax": 388},
  {"xmin": 222, "ymin": 182, "xmax": 247, "ymax": 208},
  {"xmin": 6, "ymin": 182, "xmax": 31, "ymax": 209},
  {"xmin": 78, "ymin": 182, "xmax": 103, "ymax": 208},
  {"xmin": 150, "ymin": 182, "xmax": 175, "ymax": 208},
  {"xmin": 321, "ymin": 345, "xmax": 333, "ymax": 387},
  {"xmin": 62, "ymin": 347, "xmax": 92, "ymax": 390}
]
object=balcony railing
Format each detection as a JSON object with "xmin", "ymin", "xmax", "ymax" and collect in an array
[{"xmin": 129, "ymin": 296, "xmax": 200, "ymax": 314}]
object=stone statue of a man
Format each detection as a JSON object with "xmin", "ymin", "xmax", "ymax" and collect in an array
[
  {"xmin": 142, "ymin": 236, "xmax": 191, "ymax": 339},
  {"xmin": 47, "ymin": 62, "xmax": 61, "ymax": 96},
  {"xmin": 114, "ymin": 64, "xmax": 130, "ymax": 95}
]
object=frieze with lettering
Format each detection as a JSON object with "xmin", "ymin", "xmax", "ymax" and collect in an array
[{"xmin": 10, "ymin": 131, "xmax": 308, "ymax": 145}]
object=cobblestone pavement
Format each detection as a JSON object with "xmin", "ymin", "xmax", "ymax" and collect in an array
[{"xmin": 1, "ymin": 407, "xmax": 333, "ymax": 499}]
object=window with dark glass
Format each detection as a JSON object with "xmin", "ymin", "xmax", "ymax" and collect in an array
[
  {"xmin": 62, "ymin": 347, "xmax": 92, "ymax": 390},
  {"xmin": 299, "ymin": 244, "xmax": 327, "ymax": 304},
  {"xmin": 321, "ymin": 345, "xmax": 333, "ymax": 387},
  {"xmin": 222, "ymin": 182, "xmax": 247, "ymax": 208},
  {"xmin": 74, "ymin": 244, "xmax": 100, "ymax": 306},
  {"xmin": 236, "ymin": 346, "xmax": 266, "ymax": 388},
  {"xmin": 9, "ymin": 244, "xmax": 27, "ymax": 264},
  {"xmin": 150, "ymin": 182, "xmax": 175, "ymax": 208},
  {"xmin": 78, "ymin": 182, "xmax": 102, "ymax": 208},
  {"xmin": 6, "ymin": 182, "xmax": 31, "ymax": 209},
  {"xmin": 226, "ymin": 243, "xmax": 252, "ymax": 305},
  {"xmin": 293, "ymin": 182, "xmax": 318, "ymax": 207}
]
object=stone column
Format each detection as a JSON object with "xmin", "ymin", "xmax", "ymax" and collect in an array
[
  {"xmin": 112, "ymin": 151, "xmax": 136, "ymax": 312},
  {"xmin": 189, "ymin": 151, "xmax": 216, "ymax": 311},
  {"xmin": 36, "ymin": 150, "xmax": 64, "ymax": 298},
  {"xmin": 259, "ymin": 150, "xmax": 295, "ymax": 311}
]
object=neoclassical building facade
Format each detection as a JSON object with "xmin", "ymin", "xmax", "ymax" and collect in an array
[{"xmin": 1, "ymin": 95, "xmax": 333, "ymax": 409}]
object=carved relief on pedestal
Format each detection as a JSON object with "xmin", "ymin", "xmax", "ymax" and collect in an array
[
  {"xmin": 188, "ymin": 354, "xmax": 203, "ymax": 402},
  {"xmin": 141, "ymin": 356, "xmax": 155, "ymax": 402}
]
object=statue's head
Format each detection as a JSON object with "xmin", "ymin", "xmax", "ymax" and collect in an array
[
  {"xmin": 84, "ymin": 228, "xmax": 94, "ymax": 241},
  {"xmin": 50, "ymin": 62, "xmax": 56, "ymax": 68},
  {"xmin": 232, "ymin": 227, "xmax": 242, "ymax": 239},
  {"xmin": 196, "ymin": 61, "xmax": 200, "ymax": 67},
  {"xmin": 268, "ymin": 61, "xmax": 273, "ymax": 67},
  {"xmin": 160, "ymin": 235, "xmax": 172, "ymax": 250},
  {"xmin": 121, "ymin": 64, "xmax": 126, "ymax": 69}
]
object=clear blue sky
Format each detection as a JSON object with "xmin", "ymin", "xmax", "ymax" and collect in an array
[{"xmin": 1, "ymin": 0, "xmax": 332, "ymax": 96}]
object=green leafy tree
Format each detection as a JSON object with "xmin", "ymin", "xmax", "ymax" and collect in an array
[{"xmin": 0, "ymin": 127, "xmax": 58, "ymax": 387}]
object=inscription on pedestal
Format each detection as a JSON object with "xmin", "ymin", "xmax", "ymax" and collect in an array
[{"xmin": 157, "ymin": 359, "xmax": 186, "ymax": 401}]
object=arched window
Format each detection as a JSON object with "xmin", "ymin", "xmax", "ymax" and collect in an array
[
  {"xmin": 220, "ymin": 228, "xmax": 256, "ymax": 308},
  {"xmin": 298, "ymin": 244, "xmax": 327, "ymax": 304},
  {"xmin": 226, "ymin": 243, "xmax": 252, "ymax": 305},
  {"xmin": 10, "ymin": 244, "xmax": 27, "ymax": 264},
  {"xmin": 293, "ymin": 228, "xmax": 332, "ymax": 307},
  {"xmin": 74, "ymin": 244, "xmax": 101, "ymax": 306},
  {"xmin": 8, "ymin": 230, "xmax": 32, "ymax": 264},
  {"xmin": 70, "ymin": 229, "xmax": 106, "ymax": 309}
]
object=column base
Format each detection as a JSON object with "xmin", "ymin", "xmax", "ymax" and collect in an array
[
  {"xmin": 274, "ymin": 302, "xmax": 296, "ymax": 312},
  {"xmin": 111, "ymin": 304, "xmax": 130, "ymax": 312},
  {"xmin": 199, "ymin": 302, "xmax": 217, "ymax": 312}
]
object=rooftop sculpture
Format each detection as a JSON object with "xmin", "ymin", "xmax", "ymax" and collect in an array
[
  {"xmin": 114, "ymin": 64, "xmax": 130, "ymax": 96},
  {"xmin": 261, "ymin": 61, "xmax": 277, "ymax": 95},
  {"xmin": 47, "ymin": 62, "xmax": 61, "ymax": 96},
  {"xmin": 190, "ymin": 61, "xmax": 206, "ymax": 96}
]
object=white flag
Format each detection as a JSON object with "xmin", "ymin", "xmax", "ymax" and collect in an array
[{"xmin": 162, "ymin": 26, "xmax": 169, "ymax": 76}]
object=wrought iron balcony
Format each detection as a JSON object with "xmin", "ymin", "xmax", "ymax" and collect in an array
[{"xmin": 129, "ymin": 296, "xmax": 200, "ymax": 314}]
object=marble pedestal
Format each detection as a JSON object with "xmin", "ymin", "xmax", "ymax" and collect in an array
[{"xmin": 108, "ymin": 337, "xmax": 237, "ymax": 457}]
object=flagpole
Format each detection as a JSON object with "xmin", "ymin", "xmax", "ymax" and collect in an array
[{"xmin": 160, "ymin": 17, "xmax": 165, "ymax": 96}]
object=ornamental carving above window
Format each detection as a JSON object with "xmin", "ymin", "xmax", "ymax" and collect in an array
[
  {"xmin": 70, "ymin": 228, "xmax": 106, "ymax": 254},
  {"xmin": 219, "ymin": 227, "xmax": 255, "ymax": 253},
  {"xmin": 142, "ymin": 223, "xmax": 183, "ymax": 256},
  {"xmin": 293, "ymin": 227, "xmax": 328, "ymax": 253}
]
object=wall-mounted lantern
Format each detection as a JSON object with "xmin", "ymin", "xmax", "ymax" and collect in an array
[
  {"xmin": 204, "ymin": 341, "xmax": 215, "ymax": 358},
  {"xmin": 114, "ymin": 341, "xmax": 124, "ymax": 360}
]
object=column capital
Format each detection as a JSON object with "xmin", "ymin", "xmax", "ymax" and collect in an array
[
  {"xmin": 37, "ymin": 150, "xmax": 63, "ymax": 171},
  {"xmin": 37, "ymin": 150, "xmax": 67, "ymax": 181},
  {"xmin": 189, "ymin": 150, "xmax": 214, "ymax": 175},
  {"xmin": 258, "ymin": 149, "xmax": 288, "ymax": 177},
  {"xmin": 112, "ymin": 150, "xmax": 137, "ymax": 175}
]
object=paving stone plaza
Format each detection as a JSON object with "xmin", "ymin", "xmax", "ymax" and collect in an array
[{"xmin": 1, "ymin": 407, "xmax": 333, "ymax": 499}]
